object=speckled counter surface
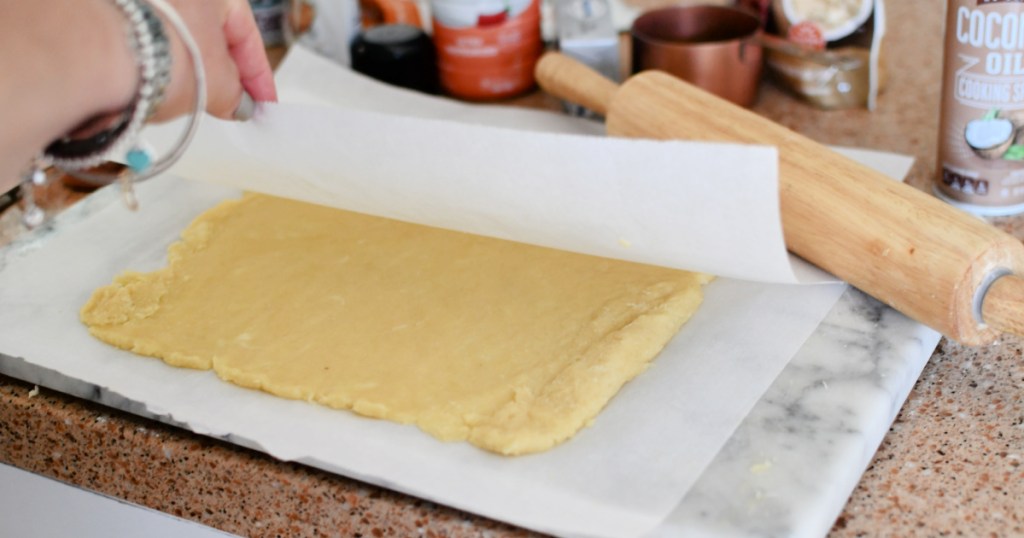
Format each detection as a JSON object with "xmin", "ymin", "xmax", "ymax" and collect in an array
[
  {"xmin": 1, "ymin": 2, "xmax": 1023, "ymax": 537},
  {"xmin": 0, "ymin": 375, "xmax": 535, "ymax": 537}
]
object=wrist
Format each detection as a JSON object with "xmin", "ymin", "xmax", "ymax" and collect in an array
[
  {"xmin": 72, "ymin": 0, "xmax": 140, "ymax": 128},
  {"xmin": 18, "ymin": 0, "xmax": 205, "ymax": 226},
  {"xmin": 44, "ymin": 0, "xmax": 173, "ymax": 171},
  {"xmin": 0, "ymin": 0, "xmax": 141, "ymax": 186}
]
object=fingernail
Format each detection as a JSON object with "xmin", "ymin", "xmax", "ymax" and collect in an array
[{"xmin": 233, "ymin": 92, "xmax": 256, "ymax": 121}]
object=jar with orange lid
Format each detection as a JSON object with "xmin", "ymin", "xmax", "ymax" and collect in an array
[{"xmin": 430, "ymin": 0, "xmax": 542, "ymax": 100}]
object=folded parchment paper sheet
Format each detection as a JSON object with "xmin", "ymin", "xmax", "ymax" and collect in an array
[{"xmin": 0, "ymin": 46, "xmax": 913, "ymax": 538}]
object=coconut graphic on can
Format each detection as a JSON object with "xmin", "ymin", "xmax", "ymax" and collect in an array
[{"xmin": 964, "ymin": 110, "xmax": 1022, "ymax": 161}]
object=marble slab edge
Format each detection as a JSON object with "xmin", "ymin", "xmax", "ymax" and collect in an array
[{"xmin": 654, "ymin": 287, "xmax": 941, "ymax": 538}]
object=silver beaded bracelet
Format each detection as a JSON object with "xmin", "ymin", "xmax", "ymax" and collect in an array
[{"xmin": 21, "ymin": 0, "xmax": 207, "ymax": 227}]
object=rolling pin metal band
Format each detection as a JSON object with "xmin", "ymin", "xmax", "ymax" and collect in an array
[
  {"xmin": 975, "ymin": 268, "xmax": 1013, "ymax": 325},
  {"xmin": 535, "ymin": 51, "xmax": 1024, "ymax": 346},
  {"xmin": 981, "ymin": 274, "xmax": 1024, "ymax": 337}
]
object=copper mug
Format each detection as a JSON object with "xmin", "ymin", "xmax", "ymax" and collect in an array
[{"xmin": 631, "ymin": 5, "xmax": 764, "ymax": 107}]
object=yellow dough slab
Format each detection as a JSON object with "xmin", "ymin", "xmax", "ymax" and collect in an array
[{"xmin": 81, "ymin": 194, "xmax": 709, "ymax": 455}]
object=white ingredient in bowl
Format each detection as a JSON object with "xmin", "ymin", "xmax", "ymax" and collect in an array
[{"xmin": 790, "ymin": 0, "xmax": 864, "ymax": 31}]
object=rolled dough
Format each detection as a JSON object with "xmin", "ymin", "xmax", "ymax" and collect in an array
[{"xmin": 81, "ymin": 194, "xmax": 709, "ymax": 455}]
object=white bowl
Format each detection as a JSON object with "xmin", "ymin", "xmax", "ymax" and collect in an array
[{"xmin": 776, "ymin": 0, "xmax": 874, "ymax": 42}]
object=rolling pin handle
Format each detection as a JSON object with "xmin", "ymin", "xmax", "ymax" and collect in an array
[
  {"xmin": 535, "ymin": 52, "xmax": 618, "ymax": 117},
  {"xmin": 980, "ymin": 273, "xmax": 1024, "ymax": 339}
]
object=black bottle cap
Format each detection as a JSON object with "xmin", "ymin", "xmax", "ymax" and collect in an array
[{"xmin": 350, "ymin": 24, "xmax": 439, "ymax": 94}]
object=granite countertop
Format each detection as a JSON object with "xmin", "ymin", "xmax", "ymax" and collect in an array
[{"xmin": 1, "ymin": 1, "xmax": 1023, "ymax": 536}]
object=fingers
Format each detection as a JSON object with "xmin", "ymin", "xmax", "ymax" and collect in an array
[
  {"xmin": 233, "ymin": 91, "xmax": 256, "ymax": 120},
  {"xmin": 224, "ymin": 0, "xmax": 278, "ymax": 104},
  {"xmin": 151, "ymin": 0, "xmax": 277, "ymax": 122}
]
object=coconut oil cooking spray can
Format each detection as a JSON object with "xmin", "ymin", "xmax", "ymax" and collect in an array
[{"xmin": 937, "ymin": 0, "xmax": 1024, "ymax": 215}]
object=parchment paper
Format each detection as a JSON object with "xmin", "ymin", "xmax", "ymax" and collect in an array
[
  {"xmin": 173, "ymin": 48, "xmax": 829, "ymax": 284},
  {"xmin": 0, "ymin": 46, "xmax": 914, "ymax": 538},
  {"xmin": 0, "ymin": 181, "xmax": 846, "ymax": 537}
]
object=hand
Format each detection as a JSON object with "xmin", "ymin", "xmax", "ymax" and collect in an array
[
  {"xmin": 153, "ymin": 0, "xmax": 278, "ymax": 122},
  {"xmin": 0, "ymin": 0, "xmax": 280, "ymax": 190}
]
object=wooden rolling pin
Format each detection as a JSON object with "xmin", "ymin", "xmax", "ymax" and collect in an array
[{"xmin": 535, "ymin": 52, "xmax": 1024, "ymax": 346}]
